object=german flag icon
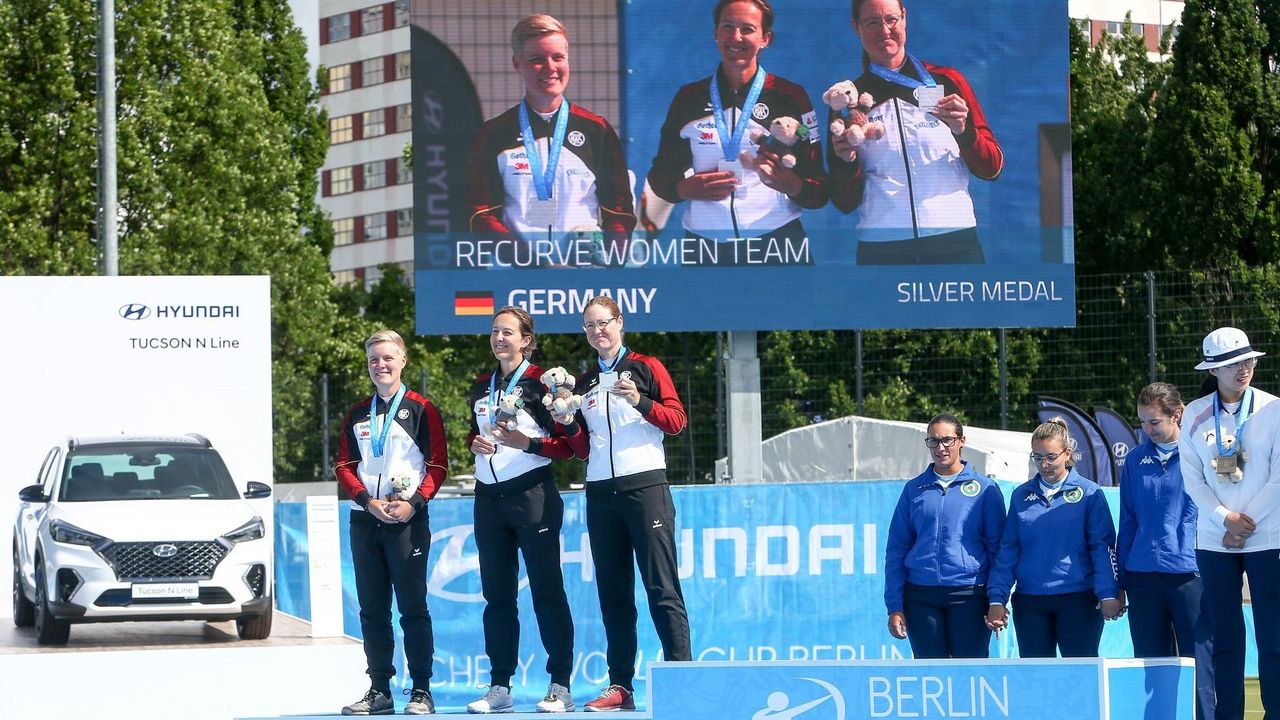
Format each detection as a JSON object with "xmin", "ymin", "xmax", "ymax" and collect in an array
[{"xmin": 454, "ymin": 291, "xmax": 495, "ymax": 316}]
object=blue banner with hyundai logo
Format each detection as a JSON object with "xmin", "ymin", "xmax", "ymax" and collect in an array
[{"xmin": 274, "ymin": 481, "xmax": 1248, "ymax": 711}]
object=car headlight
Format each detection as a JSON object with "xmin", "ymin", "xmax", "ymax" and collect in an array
[
  {"xmin": 222, "ymin": 516, "xmax": 265, "ymax": 543},
  {"xmin": 49, "ymin": 520, "xmax": 107, "ymax": 546}
]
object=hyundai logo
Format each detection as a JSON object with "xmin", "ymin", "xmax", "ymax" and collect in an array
[
  {"xmin": 152, "ymin": 543, "xmax": 178, "ymax": 558},
  {"xmin": 119, "ymin": 303, "xmax": 151, "ymax": 320}
]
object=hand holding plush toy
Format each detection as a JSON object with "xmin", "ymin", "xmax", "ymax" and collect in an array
[
  {"xmin": 541, "ymin": 366, "xmax": 582, "ymax": 420},
  {"xmin": 386, "ymin": 475, "xmax": 416, "ymax": 501},
  {"xmin": 823, "ymin": 80, "xmax": 885, "ymax": 162},
  {"xmin": 492, "ymin": 386, "xmax": 524, "ymax": 431},
  {"xmin": 740, "ymin": 117, "xmax": 807, "ymax": 184}
]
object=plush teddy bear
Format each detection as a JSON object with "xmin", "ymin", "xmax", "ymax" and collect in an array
[
  {"xmin": 541, "ymin": 366, "xmax": 582, "ymax": 417},
  {"xmin": 492, "ymin": 386, "xmax": 524, "ymax": 431},
  {"xmin": 386, "ymin": 475, "xmax": 416, "ymax": 501},
  {"xmin": 740, "ymin": 117, "xmax": 807, "ymax": 182},
  {"xmin": 569, "ymin": 225, "xmax": 611, "ymax": 267},
  {"xmin": 1210, "ymin": 432, "xmax": 1245, "ymax": 483},
  {"xmin": 822, "ymin": 80, "xmax": 885, "ymax": 162}
]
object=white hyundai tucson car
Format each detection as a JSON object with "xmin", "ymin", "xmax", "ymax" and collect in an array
[{"xmin": 12, "ymin": 434, "xmax": 273, "ymax": 644}]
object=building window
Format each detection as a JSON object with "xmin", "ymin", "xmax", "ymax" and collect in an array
[
  {"xmin": 363, "ymin": 161, "xmax": 387, "ymax": 190},
  {"xmin": 396, "ymin": 208, "xmax": 413, "ymax": 237},
  {"xmin": 393, "ymin": 0, "xmax": 410, "ymax": 28},
  {"xmin": 363, "ymin": 57, "xmax": 384, "ymax": 87},
  {"xmin": 327, "ymin": 64, "xmax": 351, "ymax": 93},
  {"xmin": 333, "ymin": 217, "xmax": 354, "ymax": 246},
  {"xmin": 327, "ymin": 14, "xmax": 351, "ymax": 43},
  {"xmin": 330, "ymin": 166, "xmax": 353, "ymax": 195},
  {"xmin": 329, "ymin": 115, "xmax": 353, "ymax": 144},
  {"xmin": 332, "ymin": 269, "xmax": 356, "ymax": 285},
  {"xmin": 395, "ymin": 156, "xmax": 412, "ymax": 185},
  {"xmin": 395, "ymin": 103, "xmax": 412, "ymax": 133},
  {"xmin": 394, "ymin": 51, "xmax": 411, "ymax": 80},
  {"xmin": 364, "ymin": 212, "xmax": 388, "ymax": 241},
  {"xmin": 1105, "ymin": 20, "xmax": 1143, "ymax": 36},
  {"xmin": 361, "ymin": 6, "xmax": 384, "ymax": 35},
  {"xmin": 363, "ymin": 109, "xmax": 386, "ymax": 138}
]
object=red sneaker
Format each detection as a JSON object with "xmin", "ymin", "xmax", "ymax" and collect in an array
[{"xmin": 584, "ymin": 685, "xmax": 635, "ymax": 712}]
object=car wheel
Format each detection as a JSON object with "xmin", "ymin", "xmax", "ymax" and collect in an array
[
  {"xmin": 235, "ymin": 597, "xmax": 274, "ymax": 640},
  {"xmin": 33, "ymin": 560, "xmax": 70, "ymax": 645},
  {"xmin": 12, "ymin": 542, "xmax": 34, "ymax": 628}
]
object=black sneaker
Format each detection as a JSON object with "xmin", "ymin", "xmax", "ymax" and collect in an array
[
  {"xmin": 405, "ymin": 687, "xmax": 435, "ymax": 715},
  {"xmin": 342, "ymin": 688, "xmax": 394, "ymax": 715}
]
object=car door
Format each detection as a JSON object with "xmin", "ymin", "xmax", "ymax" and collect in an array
[{"xmin": 16, "ymin": 447, "xmax": 60, "ymax": 586}]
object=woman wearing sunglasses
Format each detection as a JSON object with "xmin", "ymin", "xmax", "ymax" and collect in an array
[
  {"xmin": 1181, "ymin": 327, "xmax": 1279, "ymax": 720},
  {"xmin": 883, "ymin": 414, "xmax": 1006, "ymax": 657},
  {"xmin": 986, "ymin": 417, "xmax": 1122, "ymax": 657}
]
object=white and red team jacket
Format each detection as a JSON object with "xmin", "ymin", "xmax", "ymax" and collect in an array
[
  {"xmin": 828, "ymin": 61, "xmax": 1003, "ymax": 241},
  {"xmin": 647, "ymin": 68, "xmax": 827, "ymax": 239},
  {"xmin": 466, "ymin": 364, "xmax": 575, "ymax": 486},
  {"xmin": 335, "ymin": 389, "xmax": 448, "ymax": 512},
  {"xmin": 562, "ymin": 350, "xmax": 687, "ymax": 488},
  {"xmin": 467, "ymin": 101, "xmax": 636, "ymax": 248}
]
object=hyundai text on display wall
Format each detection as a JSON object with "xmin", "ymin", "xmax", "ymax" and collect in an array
[{"xmin": 411, "ymin": 0, "xmax": 1074, "ymax": 334}]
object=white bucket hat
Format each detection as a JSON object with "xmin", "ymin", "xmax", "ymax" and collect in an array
[{"xmin": 1195, "ymin": 327, "xmax": 1266, "ymax": 370}]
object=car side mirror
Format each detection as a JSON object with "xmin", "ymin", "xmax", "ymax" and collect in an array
[
  {"xmin": 243, "ymin": 481, "xmax": 272, "ymax": 499},
  {"xmin": 18, "ymin": 484, "xmax": 48, "ymax": 503}
]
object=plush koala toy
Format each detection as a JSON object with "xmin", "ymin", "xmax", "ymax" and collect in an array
[
  {"xmin": 386, "ymin": 475, "xmax": 416, "ymax": 501},
  {"xmin": 740, "ymin": 117, "xmax": 807, "ymax": 183},
  {"xmin": 823, "ymin": 80, "xmax": 885, "ymax": 162},
  {"xmin": 541, "ymin": 366, "xmax": 582, "ymax": 417},
  {"xmin": 1209, "ymin": 432, "xmax": 1246, "ymax": 483},
  {"xmin": 492, "ymin": 386, "xmax": 524, "ymax": 431},
  {"xmin": 569, "ymin": 225, "xmax": 610, "ymax": 267}
]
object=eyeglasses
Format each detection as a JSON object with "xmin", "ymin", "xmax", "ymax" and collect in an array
[
  {"xmin": 924, "ymin": 436, "xmax": 959, "ymax": 448},
  {"xmin": 857, "ymin": 14, "xmax": 902, "ymax": 32},
  {"xmin": 1031, "ymin": 452, "xmax": 1065, "ymax": 465},
  {"xmin": 1222, "ymin": 357, "xmax": 1259, "ymax": 372},
  {"xmin": 582, "ymin": 317, "xmax": 619, "ymax": 332}
]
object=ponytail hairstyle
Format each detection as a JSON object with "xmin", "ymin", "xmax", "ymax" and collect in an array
[
  {"xmin": 927, "ymin": 412, "xmax": 964, "ymax": 438},
  {"xmin": 1137, "ymin": 382, "xmax": 1184, "ymax": 422},
  {"xmin": 1031, "ymin": 416, "xmax": 1081, "ymax": 467}
]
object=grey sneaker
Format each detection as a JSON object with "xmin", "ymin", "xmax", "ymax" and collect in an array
[
  {"xmin": 342, "ymin": 688, "xmax": 394, "ymax": 715},
  {"xmin": 536, "ymin": 682, "xmax": 574, "ymax": 713},
  {"xmin": 467, "ymin": 684, "xmax": 514, "ymax": 713},
  {"xmin": 404, "ymin": 688, "xmax": 435, "ymax": 715}
]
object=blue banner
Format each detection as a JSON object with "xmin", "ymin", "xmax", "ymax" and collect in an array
[
  {"xmin": 274, "ymin": 480, "xmax": 1252, "ymax": 710},
  {"xmin": 413, "ymin": 0, "xmax": 1074, "ymax": 334}
]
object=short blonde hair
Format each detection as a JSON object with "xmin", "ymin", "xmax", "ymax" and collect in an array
[
  {"xmin": 1032, "ymin": 416, "xmax": 1082, "ymax": 466},
  {"xmin": 511, "ymin": 14, "xmax": 568, "ymax": 55},
  {"xmin": 364, "ymin": 329, "xmax": 407, "ymax": 358}
]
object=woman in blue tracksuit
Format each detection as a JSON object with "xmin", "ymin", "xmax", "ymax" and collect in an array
[
  {"xmin": 986, "ymin": 417, "xmax": 1123, "ymax": 657},
  {"xmin": 1118, "ymin": 382, "xmax": 1214, "ymax": 720},
  {"xmin": 884, "ymin": 413, "xmax": 1006, "ymax": 658}
]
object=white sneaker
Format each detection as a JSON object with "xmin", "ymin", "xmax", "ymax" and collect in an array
[
  {"xmin": 467, "ymin": 685, "xmax": 514, "ymax": 714},
  {"xmin": 536, "ymin": 683, "xmax": 574, "ymax": 713}
]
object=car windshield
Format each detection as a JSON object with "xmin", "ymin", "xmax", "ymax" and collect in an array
[{"xmin": 59, "ymin": 445, "xmax": 241, "ymax": 501}]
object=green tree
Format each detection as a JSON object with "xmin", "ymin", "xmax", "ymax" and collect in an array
[{"xmin": 0, "ymin": 0, "xmax": 339, "ymax": 482}]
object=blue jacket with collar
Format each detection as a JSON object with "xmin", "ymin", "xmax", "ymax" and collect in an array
[
  {"xmin": 988, "ymin": 468, "xmax": 1119, "ymax": 605},
  {"xmin": 1117, "ymin": 439, "xmax": 1198, "ymax": 584},
  {"xmin": 883, "ymin": 462, "xmax": 1007, "ymax": 614}
]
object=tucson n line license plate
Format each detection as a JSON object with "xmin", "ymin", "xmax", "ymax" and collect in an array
[{"xmin": 131, "ymin": 583, "xmax": 199, "ymax": 599}]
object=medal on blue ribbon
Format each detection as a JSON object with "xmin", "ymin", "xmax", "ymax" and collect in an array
[
  {"xmin": 519, "ymin": 100, "xmax": 570, "ymax": 229},
  {"xmin": 869, "ymin": 53, "xmax": 942, "ymax": 111},
  {"xmin": 369, "ymin": 384, "xmax": 407, "ymax": 461},
  {"xmin": 488, "ymin": 359, "xmax": 530, "ymax": 428},
  {"xmin": 1214, "ymin": 387, "xmax": 1253, "ymax": 473},
  {"xmin": 710, "ymin": 68, "xmax": 766, "ymax": 181}
]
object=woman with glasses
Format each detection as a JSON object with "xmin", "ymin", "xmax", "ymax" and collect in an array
[
  {"xmin": 883, "ymin": 414, "xmax": 1006, "ymax": 657},
  {"xmin": 986, "ymin": 418, "xmax": 1121, "ymax": 657},
  {"xmin": 463, "ymin": 307, "xmax": 577, "ymax": 714},
  {"xmin": 829, "ymin": 0, "xmax": 1003, "ymax": 264},
  {"xmin": 550, "ymin": 295, "xmax": 690, "ymax": 712},
  {"xmin": 646, "ymin": 0, "xmax": 827, "ymax": 254},
  {"xmin": 1181, "ymin": 327, "xmax": 1280, "ymax": 720},
  {"xmin": 467, "ymin": 14, "xmax": 635, "ymax": 267},
  {"xmin": 1119, "ymin": 382, "xmax": 1214, "ymax": 720}
]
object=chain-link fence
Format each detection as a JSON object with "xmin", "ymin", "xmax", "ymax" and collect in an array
[{"xmin": 306, "ymin": 268, "xmax": 1280, "ymax": 487}]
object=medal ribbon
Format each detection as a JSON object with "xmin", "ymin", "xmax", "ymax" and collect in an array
[
  {"xmin": 709, "ymin": 68, "xmax": 766, "ymax": 162},
  {"xmin": 518, "ymin": 100, "xmax": 570, "ymax": 201},
  {"xmin": 370, "ymin": 384, "xmax": 407, "ymax": 459}
]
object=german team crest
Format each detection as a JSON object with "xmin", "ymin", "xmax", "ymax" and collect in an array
[
  {"xmin": 961, "ymin": 480, "xmax": 980, "ymax": 497},
  {"xmin": 1064, "ymin": 487, "xmax": 1084, "ymax": 503}
]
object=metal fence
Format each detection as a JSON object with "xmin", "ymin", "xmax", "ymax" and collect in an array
[{"xmin": 310, "ymin": 268, "xmax": 1280, "ymax": 486}]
